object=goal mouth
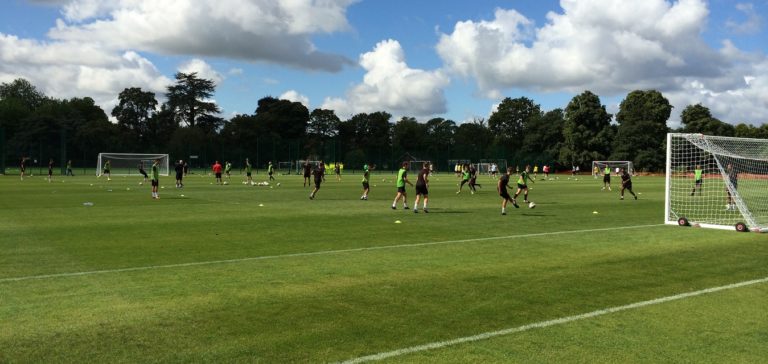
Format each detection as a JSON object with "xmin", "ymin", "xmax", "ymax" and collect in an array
[
  {"xmin": 665, "ymin": 133, "xmax": 768, "ymax": 233},
  {"xmin": 97, "ymin": 153, "xmax": 170, "ymax": 177}
]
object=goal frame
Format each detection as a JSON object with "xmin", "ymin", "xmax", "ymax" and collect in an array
[
  {"xmin": 97, "ymin": 153, "xmax": 170, "ymax": 177},
  {"xmin": 591, "ymin": 160, "xmax": 634, "ymax": 176},
  {"xmin": 664, "ymin": 133, "xmax": 768, "ymax": 233}
]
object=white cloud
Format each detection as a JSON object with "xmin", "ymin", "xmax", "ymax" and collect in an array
[
  {"xmin": 322, "ymin": 39, "xmax": 450, "ymax": 118},
  {"xmin": 227, "ymin": 68, "xmax": 243, "ymax": 76},
  {"xmin": 437, "ymin": 0, "xmax": 768, "ymax": 125},
  {"xmin": 47, "ymin": 0, "xmax": 357, "ymax": 71},
  {"xmin": 178, "ymin": 59, "xmax": 224, "ymax": 84},
  {"xmin": 0, "ymin": 32, "xmax": 171, "ymax": 114},
  {"xmin": 279, "ymin": 90, "xmax": 310, "ymax": 109},
  {"xmin": 726, "ymin": 3, "xmax": 763, "ymax": 34}
]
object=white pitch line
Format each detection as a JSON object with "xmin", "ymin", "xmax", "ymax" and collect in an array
[
  {"xmin": 0, "ymin": 224, "xmax": 663, "ymax": 283},
  {"xmin": 339, "ymin": 276, "xmax": 768, "ymax": 364}
]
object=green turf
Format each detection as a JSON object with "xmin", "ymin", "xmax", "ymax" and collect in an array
[{"xmin": 1, "ymin": 172, "xmax": 766, "ymax": 363}]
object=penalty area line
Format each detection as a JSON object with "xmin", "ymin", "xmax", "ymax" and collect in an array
[
  {"xmin": 338, "ymin": 276, "xmax": 768, "ymax": 364},
  {"xmin": 0, "ymin": 223, "xmax": 664, "ymax": 283}
]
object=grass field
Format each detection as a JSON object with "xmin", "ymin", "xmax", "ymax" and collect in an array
[{"xmin": 1, "ymin": 172, "xmax": 766, "ymax": 363}]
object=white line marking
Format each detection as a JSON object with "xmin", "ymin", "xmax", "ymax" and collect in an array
[
  {"xmin": 0, "ymin": 224, "xmax": 663, "ymax": 283},
  {"xmin": 339, "ymin": 276, "xmax": 768, "ymax": 364}
]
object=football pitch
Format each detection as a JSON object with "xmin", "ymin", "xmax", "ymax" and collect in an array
[{"xmin": 1, "ymin": 172, "xmax": 766, "ymax": 362}]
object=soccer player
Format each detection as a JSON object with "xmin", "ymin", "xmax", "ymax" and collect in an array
[
  {"xmin": 183, "ymin": 161, "xmax": 189, "ymax": 177},
  {"xmin": 601, "ymin": 165, "xmax": 611, "ymax": 191},
  {"xmin": 101, "ymin": 160, "xmax": 111, "ymax": 180},
  {"xmin": 413, "ymin": 162, "xmax": 430, "ymax": 213},
  {"xmin": 212, "ymin": 160, "xmax": 223, "ymax": 185},
  {"xmin": 498, "ymin": 166, "xmax": 519, "ymax": 215},
  {"xmin": 309, "ymin": 161, "xmax": 325, "ymax": 199},
  {"xmin": 726, "ymin": 163, "xmax": 738, "ymax": 210},
  {"xmin": 225, "ymin": 161, "xmax": 233, "ymax": 180},
  {"xmin": 543, "ymin": 164, "xmax": 550, "ymax": 180},
  {"xmin": 302, "ymin": 160, "xmax": 312, "ymax": 187},
  {"xmin": 456, "ymin": 164, "xmax": 470, "ymax": 194},
  {"xmin": 175, "ymin": 160, "xmax": 184, "ymax": 188},
  {"xmin": 138, "ymin": 161, "xmax": 148, "ymax": 182},
  {"xmin": 20, "ymin": 157, "xmax": 27, "ymax": 180},
  {"xmin": 619, "ymin": 168, "xmax": 637, "ymax": 200},
  {"xmin": 490, "ymin": 163, "xmax": 498, "ymax": 179},
  {"xmin": 691, "ymin": 165, "xmax": 703, "ymax": 196},
  {"xmin": 593, "ymin": 165, "xmax": 599, "ymax": 179},
  {"xmin": 513, "ymin": 165, "xmax": 535, "ymax": 203},
  {"xmin": 391, "ymin": 162, "xmax": 413, "ymax": 209},
  {"xmin": 267, "ymin": 161, "xmax": 275, "ymax": 181},
  {"xmin": 151, "ymin": 159, "xmax": 160, "ymax": 199},
  {"xmin": 66, "ymin": 160, "xmax": 74, "ymax": 177},
  {"xmin": 533, "ymin": 165, "xmax": 539, "ymax": 180},
  {"xmin": 47, "ymin": 158, "xmax": 54, "ymax": 183},
  {"xmin": 468, "ymin": 164, "xmax": 482, "ymax": 194},
  {"xmin": 360, "ymin": 163, "xmax": 373, "ymax": 200},
  {"xmin": 244, "ymin": 158, "xmax": 253, "ymax": 185},
  {"xmin": 334, "ymin": 163, "xmax": 341, "ymax": 181}
]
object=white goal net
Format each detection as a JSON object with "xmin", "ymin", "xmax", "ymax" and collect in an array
[
  {"xmin": 592, "ymin": 161, "xmax": 634, "ymax": 176},
  {"xmin": 97, "ymin": 153, "xmax": 170, "ymax": 176},
  {"xmin": 665, "ymin": 133, "xmax": 768, "ymax": 232}
]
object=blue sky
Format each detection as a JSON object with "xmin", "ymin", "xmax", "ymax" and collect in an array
[{"xmin": 1, "ymin": 0, "xmax": 766, "ymax": 126}]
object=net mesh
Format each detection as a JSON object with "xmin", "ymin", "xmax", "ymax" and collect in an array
[
  {"xmin": 667, "ymin": 133, "xmax": 768, "ymax": 231},
  {"xmin": 592, "ymin": 161, "xmax": 634, "ymax": 176},
  {"xmin": 97, "ymin": 153, "xmax": 169, "ymax": 176}
]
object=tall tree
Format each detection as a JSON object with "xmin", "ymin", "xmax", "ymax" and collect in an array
[
  {"xmin": 521, "ymin": 108, "xmax": 565, "ymax": 163},
  {"xmin": 680, "ymin": 104, "xmax": 734, "ymax": 136},
  {"xmin": 165, "ymin": 72, "xmax": 220, "ymax": 127},
  {"xmin": 560, "ymin": 91, "xmax": 613, "ymax": 167},
  {"xmin": 612, "ymin": 90, "xmax": 672, "ymax": 171},
  {"xmin": 0, "ymin": 78, "xmax": 46, "ymax": 110},
  {"xmin": 489, "ymin": 97, "xmax": 541, "ymax": 152},
  {"xmin": 112, "ymin": 87, "xmax": 158, "ymax": 147},
  {"xmin": 254, "ymin": 97, "xmax": 309, "ymax": 140},
  {"xmin": 392, "ymin": 116, "xmax": 426, "ymax": 154}
]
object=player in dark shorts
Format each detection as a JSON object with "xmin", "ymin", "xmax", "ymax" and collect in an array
[
  {"xmin": 619, "ymin": 168, "xmax": 637, "ymax": 200},
  {"xmin": 360, "ymin": 163, "xmax": 373, "ymax": 200},
  {"xmin": 138, "ymin": 162, "xmax": 148, "ymax": 182},
  {"xmin": 212, "ymin": 160, "xmax": 223, "ymax": 185},
  {"xmin": 690, "ymin": 165, "xmax": 702, "ymax": 196},
  {"xmin": 303, "ymin": 161, "xmax": 312, "ymax": 187},
  {"xmin": 513, "ymin": 165, "xmax": 535, "ymax": 203},
  {"xmin": 498, "ymin": 166, "xmax": 519, "ymax": 215},
  {"xmin": 151, "ymin": 159, "xmax": 160, "ymax": 199},
  {"xmin": 309, "ymin": 162, "xmax": 325, "ymax": 199},
  {"xmin": 413, "ymin": 162, "xmax": 430, "ymax": 213},
  {"xmin": 334, "ymin": 163, "xmax": 341, "ymax": 181},
  {"xmin": 602, "ymin": 166, "xmax": 611, "ymax": 191},
  {"xmin": 47, "ymin": 158, "xmax": 54, "ymax": 183},
  {"xmin": 244, "ymin": 158, "xmax": 253, "ymax": 185},
  {"xmin": 726, "ymin": 163, "xmax": 738, "ymax": 210},
  {"xmin": 175, "ymin": 160, "xmax": 184, "ymax": 188},
  {"xmin": 267, "ymin": 161, "xmax": 275, "ymax": 181},
  {"xmin": 101, "ymin": 160, "xmax": 111, "ymax": 180},
  {"xmin": 391, "ymin": 161, "xmax": 413, "ymax": 209},
  {"xmin": 20, "ymin": 157, "xmax": 27, "ymax": 180},
  {"xmin": 183, "ymin": 161, "xmax": 189, "ymax": 177},
  {"xmin": 66, "ymin": 160, "xmax": 74, "ymax": 176},
  {"xmin": 456, "ymin": 164, "xmax": 470, "ymax": 194},
  {"xmin": 468, "ymin": 164, "xmax": 482, "ymax": 194}
]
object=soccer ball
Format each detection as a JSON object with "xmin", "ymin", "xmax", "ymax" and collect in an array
[
  {"xmin": 528, "ymin": 202, "xmax": 536, "ymax": 209},
  {"xmin": 139, "ymin": 182, "xmax": 143, "ymax": 185},
  {"xmin": 277, "ymin": 183, "xmax": 281, "ymax": 186},
  {"xmin": 223, "ymin": 181, "xmax": 229, "ymax": 185}
]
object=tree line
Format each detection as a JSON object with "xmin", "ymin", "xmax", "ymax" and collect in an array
[{"xmin": 1, "ymin": 74, "xmax": 767, "ymax": 173}]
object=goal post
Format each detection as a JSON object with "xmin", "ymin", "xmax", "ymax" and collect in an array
[
  {"xmin": 277, "ymin": 161, "xmax": 293, "ymax": 175},
  {"xmin": 97, "ymin": 153, "xmax": 170, "ymax": 176},
  {"xmin": 665, "ymin": 133, "xmax": 768, "ymax": 233},
  {"xmin": 591, "ymin": 161, "xmax": 633, "ymax": 176},
  {"xmin": 295, "ymin": 160, "xmax": 321, "ymax": 175}
]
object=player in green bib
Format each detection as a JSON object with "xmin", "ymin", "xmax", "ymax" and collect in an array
[
  {"xmin": 151, "ymin": 159, "xmax": 160, "ymax": 199},
  {"xmin": 456, "ymin": 164, "xmax": 470, "ymax": 194},
  {"xmin": 100, "ymin": 160, "xmax": 111, "ymax": 181},
  {"xmin": 225, "ymin": 161, "xmax": 232, "ymax": 180},
  {"xmin": 391, "ymin": 162, "xmax": 413, "ymax": 209},
  {"xmin": 691, "ymin": 165, "xmax": 703, "ymax": 196},
  {"xmin": 244, "ymin": 158, "xmax": 253, "ymax": 185},
  {"xmin": 601, "ymin": 166, "xmax": 611, "ymax": 191},
  {"xmin": 360, "ymin": 163, "xmax": 374, "ymax": 200},
  {"xmin": 513, "ymin": 165, "xmax": 535, "ymax": 203},
  {"xmin": 267, "ymin": 161, "xmax": 275, "ymax": 181}
]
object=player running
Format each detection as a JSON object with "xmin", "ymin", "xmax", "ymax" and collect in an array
[
  {"xmin": 498, "ymin": 166, "xmax": 519, "ymax": 215},
  {"xmin": 543, "ymin": 165, "xmax": 550, "ymax": 180},
  {"xmin": 212, "ymin": 160, "xmax": 223, "ymax": 185},
  {"xmin": 690, "ymin": 165, "xmax": 702, "ymax": 196},
  {"xmin": 138, "ymin": 161, "xmax": 148, "ymax": 182},
  {"xmin": 360, "ymin": 163, "xmax": 373, "ymax": 200},
  {"xmin": 47, "ymin": 158, "xmax": 54, "ymax": 183},
  {"xmin": 490, "ymin": 163, "xmax": 498, "ymax": 179},
  {"xmin": 413, "ymin": 162, "xmax": 430, "ymax": 213},
  {"xmin": 267, "ymin": 161, "xmax": 275, "ymax": 181},
  {"xmin": 302, "ymin": 160, "xmax": 312, "ymax": 187},
  {"xmin": 456, "ymin": 164, "xmax": 470, "ymax": 194},
  {"xmin": 619, "ymin": 168, "xmax": 637, "ymax": 200},
  {"xmin": 151, "ymin": 159, "xmax": 160, "ymax": 199},
  {"xmin": 601, "ymin": 165, "xmax": 611, "ymax": 191},
  {"xmin": 100, "ymin": 160, "xmax": 112, "ymax": 181},
  {"xmin": 309, "ymin": 161, "xmax": 325, "ymax": 200},
  {"xmin": 244, "ymin": 158, "xmax": 253, "ymax": 185},
  {"xmin": 391, "ymin": 162, "xmax": 413, "ymax": 210},
  {"xmin": 513, "ymin": 165, "xmax": 535, "ymax": 203},
  {"xmin": 334, "ymin": 163, "xmax": 341, "ymax": 181},
  {"xmin": 468, "ymin": 164, "xmax": 482, "ymax": 194},
  {"xmin": 66, "ymin": 160, "xmax": 74, "ymax": 177},
  {"xmin": 533, "ymin": 165, "xmax": 539, "ymax": 180}
]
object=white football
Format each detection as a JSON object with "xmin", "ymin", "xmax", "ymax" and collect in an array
[
  {"xmin": 277, "ymin": 183, "xmax": 281, "ymax": 186},
  {"xmin": 528, "ymin": 202, "xmax": 536, "ymax": 209},
  {"xmin": 223, "ymin": 181, "xmax": 229, "ymax": 185}
]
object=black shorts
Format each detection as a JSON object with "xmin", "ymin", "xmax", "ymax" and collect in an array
[
  {"xmin": 269, "ymin": 171, "xmax": 273, "ymax": 176},
  {"xmin": 603, "ymin": 175, "xmax": 610, "ymax": 183},
  {"xmin": 397, "ymin": 186, "xmax": 406, "ymax": 193},
  {"xmin": 215, "ymin": 173, "xmax": 222, "ymax": 178},
  {"xmin": 623, "ymin": 182, "xmax": 632, "ymax": 190},
  {"xmin": 176, "ymin": 173, "xmax": 183, "ymax": 180},
  {"xmin": 362, "ymin": 181, "xmax": 370, "ymax": 189},
  {"xmin": 151, "ymin": 179, "xmax": 159, "ymax": 187},
  {"xmin": 246, "ymin": 172, "xmax": 252, "ymax": 177},
  {"xmin": 314, "ymin": 179, "xmax": 322, "ymax": 189},
  {"xmin": 48, "ymin": 169, "xmax": 53, "ymax": 176},
  {"xmin": 415, "ymin": 184, "xmax": 428, "ymax": 196},
  {"xmin": 695, "ymin": 179, "xmax": 702, "ymax": 185},
  {"xmin": 104, "ymin": 169, "xmax": 110, "ymax": 174},
  {"xmin": 20, "ymin": 167, "xmax": 25, "ymax": 173},
  {"xmin": 517, "ymin": 183, "xmax": 527, "ymax": 189},
  {"xmin": 304, "ymin": 173, "xmax": 310, "ymax": 178},
  {"xmin": 500, "ymin": 190, "xmax": 511, "ymax": 200}
]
